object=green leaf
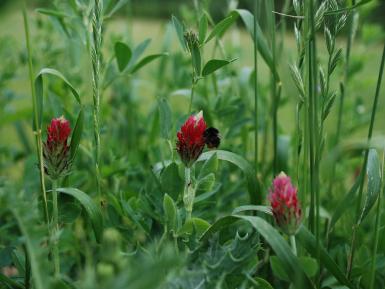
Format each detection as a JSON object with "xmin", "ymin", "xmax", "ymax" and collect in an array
[
  {"xmin": 198, "ymin": 150, "xmax": 261, "ymax": 204},
  {"xmin": 232, "ymin": 9, "xmax": 279, "ymax": 80},
  {"xmin": 114, "ymin": 41, "xmax": 132, "ymax": 72},
  {"xmin": 296, "ymin": 226, "xmax": 355, "ymax": 289},
  {"xmin": 196, "ymin": 173, "xmax": 215, "ymax": 193},
  {"xmin": 172, "ymin": 15, "xmax": 186, "ymax": 50},
  {"xmin": 36, "ymin": 8, "xmax": 71, "ymax": 18},
  {"xmin": 329, "ymin": 177, "xmax": 361, "ymax": 230},
  {"xmin": 160, "ymin": 162, "xmax": 184, "ymax": 200},
  {"xmin": 35, "ymin": 68, "xmax": 81, "ymax": 104},
  {"xmin": 34, "ymin": 68, "xmax": 81, "ymax": 130},
  {"xmin": 191, "ymin": 44, "xmax": 201, "ymax": 76},
  {"xmin": 247, "ymin": 276, "xmax": 274, "ymax": 289},
  {"xmin": 158, "ymin": 97, "xmax": 172, "ymax": 140},
  {"xmin": 270, "ymin": 256, "xmax": 290, "ymax": 281},
  {"xmin": 163, "ymin": 194, "xmax": 177, "ymax": 232},
  {"xmin": 205, "ymin": 13, "xmax": 238, "ymax": 43},
  {"xmin": 178, "ymin": 217, "xmax": 210, "ymax": 237},
  {"xmin": 11, "ymin": 207, "xmax": 46, "ymax": 289},
  {"xmin": 55, "ymin": 188, "xmax": 104, "ymax": 243},
  {"xmin": 69, "ymin": 109, "xmax": 83, "ymax": 161},
  {"xmin": 126, "ymin": 38, "xmax": 151, "ymax": 71},
  {"xmin": 299, "ymin": 256, "xmax": 319, "ymax": 278},
  {"xmin": 359, "ymin": 149, "xmax": 382, "ymax": 223},
  {"xmin": 232, "ymin": 205, "xmax": 272, "ymax": 215},
  {"xmin": 201, "ymin": 215, "xmax": 313, "ymax": 288},
  {"xmin": 130, "ymin": 53, "xmax": 168, "ymax": 74},
  {"xmin": 104, "ymin": 0, "xmax": 129, "ymax": 18},
  {"xmin": 194, "ymin": 183, "xmax": 221, "ymax": 203},
  {"xmin": 202, "ymin": 59, "xmax": 236, "ymax": 76},
  {"xmin": 198, "ymin": 152, "xmax": 218, "ymax": 178},
  {"xmin": 198, "ymin": 14, "xmax": 208, "ymax": 44}
]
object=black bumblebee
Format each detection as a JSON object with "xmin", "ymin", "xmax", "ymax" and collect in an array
[{"xmin": 203, "ymin": 127, "xmax": 221, "ymax": 149}]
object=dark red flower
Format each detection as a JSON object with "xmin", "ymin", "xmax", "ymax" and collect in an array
[
  {"xmin": 176, "ymin": 112, "xmax": 207, "ymax": 167},
  {"xmin": 43, "ymin": 116, "xmax": 72, "ymax": 179},
  {"xmin": 268, "ymin": 172, "xmax": 302, "ymax": 235},
  {"xmin": 47, "ymin": 117, "xmax": 71, "ymax": 144}
]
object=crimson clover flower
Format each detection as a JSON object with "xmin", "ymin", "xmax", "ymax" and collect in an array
[
  {"xmin": 268, "ymin": 172, "xmax": 302, "ymax": 235},
  {"xmin": 176, "ymin": 111, "xmax": 207, "ymax": 167},
  {"xmin": 43, "ymin": 116, "xmax": 72, "ymax": 180}
]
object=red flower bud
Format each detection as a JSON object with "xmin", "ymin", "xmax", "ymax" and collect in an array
[
  {"xmin": 43, "ymin": 116, "xmax": 72, "ymax": 179},
  {"xmin": 176, "ymin": 112, "xmax": 207, "ymax": 167},
  {"xmin": 268, "ymin": 172, "xmax": 302, "ymax": 235}
]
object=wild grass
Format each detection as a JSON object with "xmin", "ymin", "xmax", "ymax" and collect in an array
[{"xmin": 1, "ymin": 0, "xmax": 385, "ymax": 289}]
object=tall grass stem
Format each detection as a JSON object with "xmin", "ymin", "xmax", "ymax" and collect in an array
[
  {"xmin": 91, "ymin": 0, "xmax": 103, "ymax": 199},
  {"xmin": 22, "ymin": 2, "xmax": 49, "ymax": 225},
  {"xmin": 348, "ymin": 41, "xmax": 385, "ymax": 278},
  {"xmin": 253, "ymin": 0, "xmax": 259, "ymax": 173}
]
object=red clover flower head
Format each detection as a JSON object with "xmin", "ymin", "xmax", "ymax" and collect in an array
[
  {"xmin": 269, "ymin": 172, "xmax": 302, "ymax": 235},
  {"xmin": 176, "ymin": 111, "xmax": 207, "ymax": 167},
  {"xmin": 43, "ymin": 116, "xmax": 72, "ymax": 180}
]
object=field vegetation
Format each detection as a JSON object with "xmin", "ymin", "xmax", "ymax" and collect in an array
[{"xmin": 0, "ymin": 0, "xmax": 385, "ymax": 289}]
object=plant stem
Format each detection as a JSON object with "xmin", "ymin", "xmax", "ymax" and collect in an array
[
  {"xmin": 307, "ymin": 0, "xmax": 321, "ymax": 285},
  {"xmin": 189, "ymin": 77, "xmax": 196, "ymax": 114},
  {"xmin": 22, "ymin": 2, "xmax": 49, "ymax": 225},
  {"xmin": 290, "ymin": 235, "xmax": 297, "ymax": 256},
  {"xmin": 183, "ymin": 167, "xmax": 193, "ymax": 221},
  {"xmin": 266, "ymin": 0, "xmax": 279, "ymax": 175},
  {"xmin": 91, "ymin": 0, "xmax": 103, "ymax": 200},
  {"xmin": 51, "ymin": 180, "xmax": 60, "ymax": 276},
  {"xmin": 348, "ymin": 41, "xmax": 385, "ymax": 278},
  {"xmin": 253, "ymin": 0, "xmax": 259, "ymax": 173},
  {"xmin": 330, "ymin": 1, "xmax": 357, "ymax": 195},
  {"xmin": 369, "ymin": 152, "xmax": 384, "ymax": 289}
]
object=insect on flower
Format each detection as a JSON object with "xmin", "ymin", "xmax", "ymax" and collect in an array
[
  {"xmin": 176, "ymin": 111, "xmax": 207, "ymax": 167},
  {"xmin": 203, "ymin": 127, "xmax": 221, "ymax": 149},
  {"xmin": 268, "ymin": 172, "xmax": 302, "ymax": 235},
  {"xmin": 43, "ymin": 116, "xmax": 72, "ymax": 180}
]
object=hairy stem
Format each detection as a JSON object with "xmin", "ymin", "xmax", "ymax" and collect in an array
[
  {"xmin": 51, "ymin": 180, "xmax": 60, "ymax": 276},
  {"xmin": 183, "ymin": 167, "xmax": 193, "ymax": 221}
]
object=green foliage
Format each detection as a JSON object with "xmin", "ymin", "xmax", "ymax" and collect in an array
[{"xmin": 1, "ymin": 0, "xmax": 384, "ymax": 288}]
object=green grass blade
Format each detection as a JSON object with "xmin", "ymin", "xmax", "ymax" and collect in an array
[
  {"xmin": 296, "ymin": 226, "xmax": 356, "ymax": 289},
  {"xmin": 69, "ymin": 109, "xmax": 84, "ymax": 161},
  {"xmin": 358, "ymin": 149, "xmax": 382, "ymax": 224},
  {"xmin": 198, "ymin": 150, "xmax": 261, "ymax": 204},
  {"xmin": 130, "ymin": 53, "xmax": 168, "ymax": 74},
  {"xmin": 55, "ymin": 188, "xmax": 104, "ymax": 243},
  {"xmin": 35, "ymin": 68, "xmax": 81, "ymax": 104},
  {"xmin": 233, "ymin": 9, "xmax": 279, "ymax": 80},
  {"xmin": 171, "ymin": 15, "xmax": 186, "ymax": 51},
  {"xmin": 204, "ymin": 13, "xmax": 237, "ymax": 43}
]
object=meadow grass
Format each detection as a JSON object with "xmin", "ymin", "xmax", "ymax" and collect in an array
[{"xmin": 0, "ymin": 1, "xmax": 385, "ymax": 288}]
